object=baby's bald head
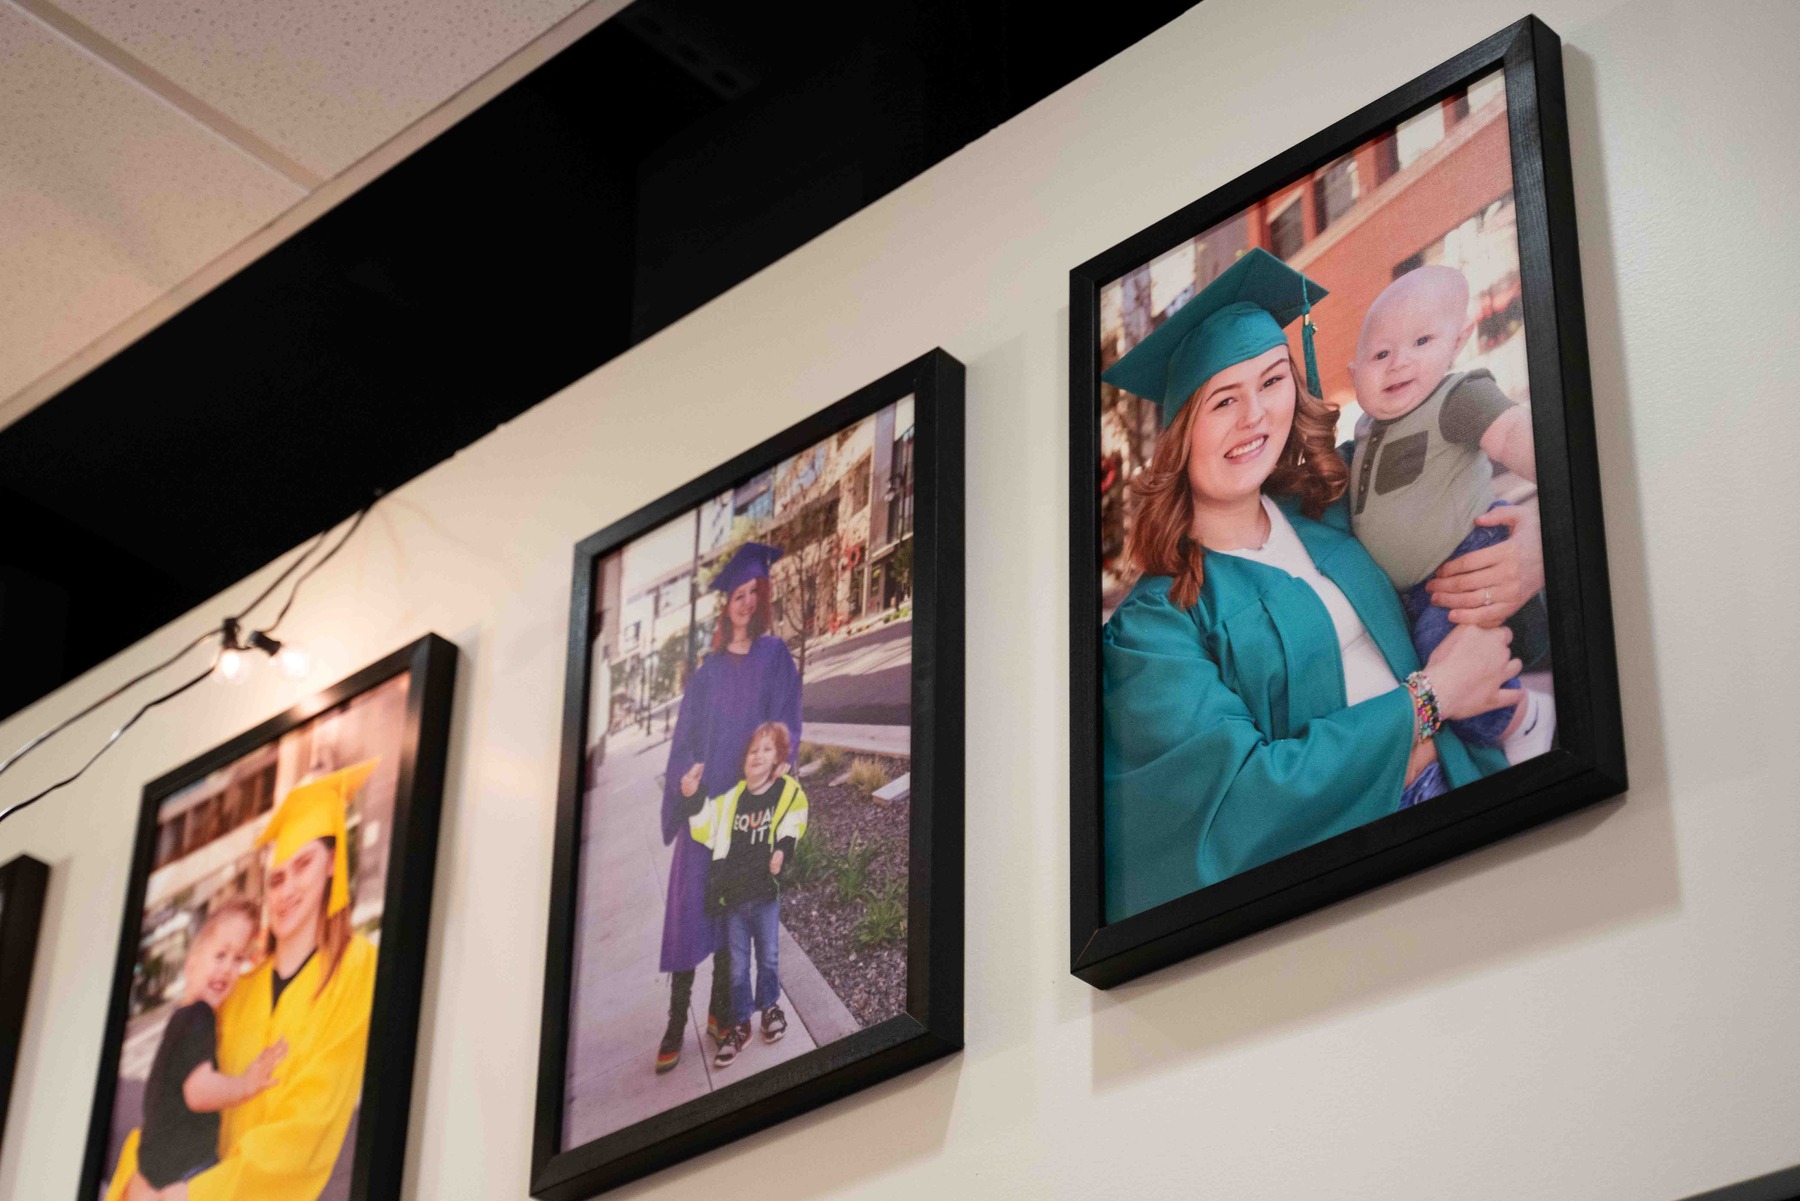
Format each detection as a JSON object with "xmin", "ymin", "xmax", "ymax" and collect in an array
[
  {"xmin": 1358, "ymin": 266, "xmax": 1469, "ymax": 356},
  {"xmin": 1349, "ymin": 266, "xmax": 1474, "ymax": 420}
]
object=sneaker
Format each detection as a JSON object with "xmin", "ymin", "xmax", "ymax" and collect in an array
[
  {"xmin": 713, "ymin": 1022, "xmax": 750, "ymax": 1069},
  {"xmin": 706, "ymin": 1012, "xmax": 723, "ymax": 1048},
  {"xmin": 1503, "ymin": 688, "xmax": 1556, "ymax": 766},
  {"xmin": 655, "ymin": 1012, "xmax": 684, "ymax": 1074},
  {"xmin": 761, "ymin": 1005, "xmax": 788, "ymax": 1043}
]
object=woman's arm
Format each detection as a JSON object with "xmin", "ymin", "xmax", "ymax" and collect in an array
[
  {"xmin": 1103, "ymin": 597, "xmax": 1416, "ymax": 899},
  {"xmin": 1426, "ymin": 500, "xmax": 1545, "ymax": 625},
  {"xmin": 1103, "ymin": 593, "xmax": 1518, "ymax": 904},
  {"xmin": 659, "ymin": 674, "xmax": 710, "ymax": 844},
  {"xmin": 772, "ymin": 642, "xmax": 803, "ymax": 771}
]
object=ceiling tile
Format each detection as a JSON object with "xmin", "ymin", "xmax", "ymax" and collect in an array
[
  {"xmin": 0, "ymin": 3, "xmax": 304, "ymax": 404},
  {"xmin": 47, "ymin": 0, "xmax": 591, "ymax": 179}
]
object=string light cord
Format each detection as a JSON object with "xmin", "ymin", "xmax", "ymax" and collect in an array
[
  {"xmin": 0, "ymin": 657, "xmax": 219, "ymax": 825},
  {"xmin": 0, "ymin": 529, "xmax": 326, "ymax": 786},
  {"xmin": 0, "ymin": 626, "xmax": 219, "ymax": 782},
  {"xmin": 230, "ymin": 525, "xmax": 333, "ymax": 627},
  {"xmin": 262, "ymin": 500, "xmax": 374, "ymax": 637},
  {"xmin": 0, "ymin": 495, "xmax": 380, "ymax": 825}
]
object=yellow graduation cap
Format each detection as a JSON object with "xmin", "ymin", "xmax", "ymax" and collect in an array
[{"xmin": 257, "ymin": 759, "xmax": 377, "ymax": 917}]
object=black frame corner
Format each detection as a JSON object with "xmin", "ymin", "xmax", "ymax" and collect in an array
[{"xmin": 0, "ymin": 852, "xmax": 51, "ymax": 1159}]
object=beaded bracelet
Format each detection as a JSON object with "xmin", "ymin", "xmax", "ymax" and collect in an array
[{"xmin": 1405, "ymin": 670, "xmax": 1442, "ymax": 744}]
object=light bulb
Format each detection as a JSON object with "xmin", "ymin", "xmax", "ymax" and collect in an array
[
  {"xmin": 218, "ymin": 647, "xmax": 248, "ymax": 682},
  {"xmin": 275, "ymin": 642, "xmax": 312, "ymax": 680}
]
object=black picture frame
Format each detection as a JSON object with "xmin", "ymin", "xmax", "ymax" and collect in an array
[
  {"xmin": 1068, "ymin": 17, "xmax": 1626, "ymax": 988},
  {"xmin": 0, "ymin": 853, "xmax": 50, "ymax": 1158},
  {"xmin": 532, "ymin": 350, "xmax": 964, "ymax": 1199},
  {"xmin": 77, "ymin": 633, "xmax": 458, "ymax": 1200}
]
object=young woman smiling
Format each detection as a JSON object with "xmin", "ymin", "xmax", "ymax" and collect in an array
[
  {"xmin": 112, "ymin": 762, "xmax": 381, "ymax": 1201},
  {"xmin": 1099, "ymin": 250, "xmax": 1522, "ymax": 921}
]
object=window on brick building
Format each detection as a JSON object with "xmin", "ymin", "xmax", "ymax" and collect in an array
[
  {"xmin": 1313, "ymin": 157, "xmax": 1359, "ymax": 234},
  {"xmin": 1268, "ymin": 200, "xmax": 1304, "ymax": 261}
]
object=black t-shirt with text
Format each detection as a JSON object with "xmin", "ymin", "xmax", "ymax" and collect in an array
[{"xmin": 706, "ymin": 781, "xmax": 796, "ymax": 911}]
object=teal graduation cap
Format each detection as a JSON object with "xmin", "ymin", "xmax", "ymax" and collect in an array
[
  {"xmin": 1103, "ymin": 247, "xmax": 1328, "ymax": 427},
  {"xmin": 711, "ymin": 540, "xmax": 784, "ymax": 595}
]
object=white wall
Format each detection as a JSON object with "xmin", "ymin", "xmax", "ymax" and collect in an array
[{"xmin": 4, "ymin": 0, "xmax": 1798, "ymax": 1196}]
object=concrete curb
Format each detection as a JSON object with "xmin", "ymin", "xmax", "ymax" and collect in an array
[{"xmin": 777, "ymin": 922, "xmax": 860, "ymax": 1047}]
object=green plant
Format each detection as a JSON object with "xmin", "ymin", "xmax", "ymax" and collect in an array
[
  {"xmin": 855, "ymin": 882, "xmax": 908, "ymax": 946},
  {"xmin": 797, "ymin": 741, "xmax": 820, "ymax": 766},
  {"xmin": 847, "ymin": 757, "xmax": 888, "ymax": 794},
  {"xmin": 789, "ymin": 827, "xmax": 830, "ymax": 886},
  {"xmin": 834, "ymin": 833, "xmax": 879, "ymax": 904},
  {"xmin": 814, "ymin": 744, "xmax": 850, "ymax": 778}
]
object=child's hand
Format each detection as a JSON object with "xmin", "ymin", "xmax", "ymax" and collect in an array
[
  {"xmin": 242, "ymin": 1038, "xmax": 288, "ymax": 1097},
  {"xmin": 680, "ymin": 762, "xmax": 705, "ymax": 797},
  {"xmin": 769, "ymin": 850, "xmax": 784, "ymax": 875}
]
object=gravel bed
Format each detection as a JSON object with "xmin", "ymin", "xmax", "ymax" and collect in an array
[{"xmin": 781, "ymin": 752, "xmax": 910, "ymax": 1030}]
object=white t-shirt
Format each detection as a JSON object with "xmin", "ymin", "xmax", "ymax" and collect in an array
[{"xmin": 1217, "ymin": 496, "xmax": 1401, "ymax": 706}]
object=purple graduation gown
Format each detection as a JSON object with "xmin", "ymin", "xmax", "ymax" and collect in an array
[{"xmin": 659, "ymin": 634, "xmax": 803, "ymax": 973}]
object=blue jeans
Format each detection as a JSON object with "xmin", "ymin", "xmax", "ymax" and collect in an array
[
  {"xmin": 724, "ymin": 897, "xmax": 780, "ymax": 1024},
  {"xmin": 1400, "ymin": 504, "xmax": 1522, "ymax": 747},
  {"xmin": 1399, "ymin": 761, "xmax": 1446, "ymax": 808}
]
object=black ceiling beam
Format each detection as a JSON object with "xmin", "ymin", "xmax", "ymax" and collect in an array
[{"xmin": 0, "ymin": 0, "xmax": 1201, "ymax": 721}]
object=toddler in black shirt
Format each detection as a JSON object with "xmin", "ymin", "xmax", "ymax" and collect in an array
[{"xmin": 133, "ymin": 899, "xmax": 286, "ymax": 1190}]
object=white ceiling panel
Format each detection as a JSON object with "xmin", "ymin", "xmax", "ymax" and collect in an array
[
  {"xmin": 0, "ymin": 3, "xmax": 304, "ymax": 405},
  {"xmin": 45, "ymin": 0, "xmax": 591, "ymax": 179}
]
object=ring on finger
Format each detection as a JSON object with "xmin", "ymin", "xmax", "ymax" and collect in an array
[{"xmin": 1483, "ymin": 587, "xmax": 1492, "ymax": 607}]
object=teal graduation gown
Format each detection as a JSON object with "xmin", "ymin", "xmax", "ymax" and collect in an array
[{"xmin": 1101, "ymin": 494, "xmax": 1506, "ymax": 922}]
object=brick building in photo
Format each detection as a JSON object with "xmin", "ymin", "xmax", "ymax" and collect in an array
[
  {"xmin": 1098, "ymin": 70, "xmax": 1525, "ymax": 611},
  {"xmin": 592, "ymin": 399, "xmax": 915, "ymax": 734}
]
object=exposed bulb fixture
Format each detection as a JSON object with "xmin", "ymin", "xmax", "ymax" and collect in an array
[
  {"xmin": 219, "ymin": 620, "xmax": 309, "ymax": 681},
  {"xmin": 275, "ymin": 642, "xmax": 312, "ymax": 680},
  {"xmin": 0, "ymin": 497, "xmax": 379, "ymax": 827}
]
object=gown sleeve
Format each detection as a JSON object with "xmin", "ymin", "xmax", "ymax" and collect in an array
[
  {"xmin": 767, "ymin": 640, "xmax": 804, "ymax": 768},
  {"xmin": 102, "ymin": 1130, "xmax": 142, "ymax": 1201},
  {"xmin": 660, "ymin": 665, "xmax": 712, "ymax": 845},
  {"xmin": 1101, "ymin": 587, "xmax": 1413, "ymax": 918},
  {"xmin": 186, "ymin": 947, "xmax": 375, "ymax": 1201}
]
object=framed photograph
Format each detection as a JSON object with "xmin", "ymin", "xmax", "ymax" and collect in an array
[
  {"xmin": 533, "ymin": 350, "xmax": 964, "ymax": 1199},
  {"xmin": 79, "ymin": 634, "xmax": 457, "ymax": 1200},
  {"xmin": 1070, "ymin": 17, "xmax": 1626, "ymax": 988},
  {"xmin": 1, "ymin": 853, "xmax": 50, "ymax": 1156}
]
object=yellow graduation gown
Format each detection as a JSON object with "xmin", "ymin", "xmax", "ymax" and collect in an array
[{"xmin": 105, "ymin": 934, "xmax": 377, "ymax": 1201}]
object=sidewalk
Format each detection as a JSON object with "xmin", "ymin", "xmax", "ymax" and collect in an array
[
  {"xmin": 800, "ymin": 722, "xmax": 910, "ymax": 757},
  {"xmin": 561, "ymin": 721, "xmax": 849, "ymax": 1149}
]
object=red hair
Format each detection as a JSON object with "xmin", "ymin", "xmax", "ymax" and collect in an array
[
  {"xmin": 744, "ymin": 721, "xmax": 792, "ymax": 771},
  {"xmin": 711, "ymin": 576, "xmax": 773, "ymax": 652},
  {"xmin": 1124, "ymin": 350, "xmax": 1347, "ymax": 610}
]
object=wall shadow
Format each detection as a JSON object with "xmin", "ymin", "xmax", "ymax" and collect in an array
[
  {"xmin": 608, "ymin": 1054, "xmax": 961, "ymax": 1200},
  {"xmin": 1088, "ymin": 44, "xmax": 1682, "ymax": 1092},
  {"xmin": 399, "ymin": 620, "xmax": 482, "ymax": 1198}
]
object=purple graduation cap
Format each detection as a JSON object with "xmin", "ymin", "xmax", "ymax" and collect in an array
[{"xmin": 711, "ymin": 540, "xmax": 784, "ymax": 595}]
